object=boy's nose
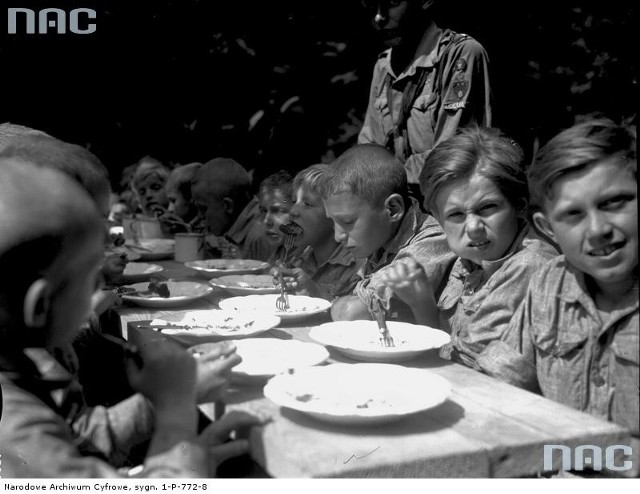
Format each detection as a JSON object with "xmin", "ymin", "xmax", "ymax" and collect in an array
[
  {"xmin": 587, "ymin": 211, "xmax": 614, "ymax": 239},
  {"xmin": 465, "ymin": 215, "xmax": 485, "ymax": 236},
  {"xmin": 334, "ymin": 226, "xmax": 347, "ymax": 243},
  {"xmin": 374, "ymin": 5, "xmax": 388, "ymax": 27},
  {"xmin": 263, "ymin": 212, "xmax": 274, "ymax": 227}
]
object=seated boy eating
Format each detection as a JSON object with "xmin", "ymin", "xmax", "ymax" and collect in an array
[
  {"xmin": 159, "ymin": 162, "xmax": 202, "ymax": 233},
  {"xmin": 382, "ymin": 127, "xmax": 556, "ymax": 366},
  {"xmin": 276, "ymin": 164, "xmax": 362, "ymax": 300},
  {"xmin": 191, "ymin": 157, "xmax": 274, "ymax": 261},
  {"xmin": 322, "ymin": 144, "xmax": 456, "ymax": 321},
  {"xmin": 477, "ymin": 119, "xmax": 638, "ymax": 457},
  {"xmin": 258, "ymin": 170, "xmax": 295, "ymax": 255},
  {"xmin": 0, "ymin": 158, "xmax": 252, "ymax": 477}
]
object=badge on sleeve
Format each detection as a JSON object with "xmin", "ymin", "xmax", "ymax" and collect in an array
[
  {"xmin": 444, "ymin": 74, "xmax": 469, "ymax": 111},
  {"xmin": 455, "ymin": 58, "xmax": 467, "ymax": 72}
]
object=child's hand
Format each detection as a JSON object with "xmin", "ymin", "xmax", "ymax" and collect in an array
[
  {"xmin": 91, "ymin": 288, "xmax": 122, "ymax": 315},
  {"xmin": 199, "ymin": 411, "xmax": 267, "ymax": 474},
  {"xmin": 101, "ymin": 252, "xmax": 128, "ymax": 284},
  {"xmin": 380, "ymin": 257, "xmax": 433, "ymax": 309},
  {"xmin": 271, "ymin": 266, "xmax": 317, "ymax": 295},
  {"xmin": 126, "ymin": 334, "xmax": 197, "ymax": 409},
  {"xmin": 158, "ymin": 212, "xmax": 191, "ymax": 234},
  {"xmin": 194, "ymin": 341, "xmax": 242, "ymax": 403}
]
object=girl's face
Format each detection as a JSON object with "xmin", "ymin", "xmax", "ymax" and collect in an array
[
  {"xmin": 434, "ymin": 174, "xmax": 520, "ymax": 265},
  {"xmin": 135, "ymin": 174, "xmax": 169, "ymax": 216},
  {"xmin": 289, "ymin": 187, "xmax": 334, "ymax": 248}
]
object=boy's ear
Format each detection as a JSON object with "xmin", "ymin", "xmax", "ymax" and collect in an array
[
  {"xmin": 23, "ymin": 278, "xmax": 51, "ymax": 329},
  {"xmin": 222, "ymin": 197, "xmax": 235, "ymax": 215},
  {"xmin": 384, "ymin": 194, "xmax": 405, "ymax": 223},
  {"xmin": 532, "ymin": 211, "xmax": 557, "ymax": 243}
]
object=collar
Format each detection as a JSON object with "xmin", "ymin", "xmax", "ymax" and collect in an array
[
  {"xmin": 558, "ymin": 260, "xmax": 639, "ymax": 311},
  {"xmin": 368, "ymin": 199, "xmax": 423, "ymax": 270},
  {"xmin": 457, "ymin": 221, "xmax": 531, "ymax": 278},
  {"xmin": 0, "ymin": 347, "xmax": 75, "ymax": 391},
  {"xmin": 299, "ymin": 241, "xmax": 357, "ymax": 270},
  {"xmin": 384, "ymin": 24, "xmax": 449, "ymax": 80}
]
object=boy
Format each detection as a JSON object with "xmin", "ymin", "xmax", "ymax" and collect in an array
[
  {"xmin": 0, "ymin": 158, "xmax": 251, "ymax": 477},
  {"xmin": 358, "ymin": 0, "xmax": 492, "ymax": 186},
  {"xmin": 191, "ymin": 157, "xmax": 274, "ymax": 261},
  {"xmin": 322, "ymin": 144, "xmax": 455, "ymax": 321},
  {"xmin": 277, "ymin": 164, "xmax": 362, "ymax": 300},
  {"xmin": 0, "ymin": 158, "xmax": 203, "ymax": 476},
  {"xmin": 159, "ymin": 162, "xmax": 202, "ymax": 234},
  {"xmin": 477, "ymin": 119, "xmax": 638, "ymax": 460},
  {"xmin": 258, "ymin": 170, "xmax": 294, "ymax": 249}
]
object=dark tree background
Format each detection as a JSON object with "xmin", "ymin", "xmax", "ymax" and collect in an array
[{"xmin": 1, "ymin": 1, "xmax": 636, "ymax": 188}]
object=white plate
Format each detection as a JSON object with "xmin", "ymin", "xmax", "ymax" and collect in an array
[
  {"xmin": 309, "ymin": 321, "xmax": 450, "ymax": 363},
  {"xmin": 124, "ymin": 239, "xmax": 175, "ymax": 261},
  {"xmin": 121, "ymin": 281, "xmax": 213, "ymax": 308},
  {"xmin": 264, "ymin": 363, "xmax": 451, "ymax": 425},
  {"xmin": 185, "ymin": 259, "xmax": 270, "ymax": 278},
  {"xmin": 219, "ymin": 295, "xmax": 332, "ymax": 321},
  {"xmin": 151, "ymin": 310, "xmax": 280, "ymax": 345},
  {"xmin": 209, "ymin": 274, "xmax": 279, "ymax": 295},
  {"xmin": 121, "ymin": 262, "xmax": 164, "ymax": 283},
  {"xmin": 227, "ymin": 338, "xmax": 329, "ymax": 384}
]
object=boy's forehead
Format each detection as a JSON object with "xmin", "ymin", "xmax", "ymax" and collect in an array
[
  {"xmin": 324, "ymin": 189, "xmax": 368, "ymax": 213},
  {"xmin": 545, "ymin": 157, "xmax": 636, "ymax": 208}
]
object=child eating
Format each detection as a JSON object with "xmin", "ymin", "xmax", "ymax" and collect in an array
[
  {"xmin": 321, "ymin": 144, "xmax": 455, "ymax": 321},
  {"xmin": 276, "ymin": 164, "xmax": 362, "ymax": 300},
  {"xmin": 382, "ymin": 127, "xmax": 556, "ymax": 366}
]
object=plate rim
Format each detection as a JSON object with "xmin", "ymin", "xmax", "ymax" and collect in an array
[
  {"xmin": 185, "ymin": 259, "xmax": 270, "ymax": 274},
  {"xmin": 230, "ymin": 338, "xmax": 330, "ymax": 377},
  {"xmin": 308, "ymin": 321, "xmax": 450, "ymax": 354},
  {"xmin": 121, "ymin": 280, "xmax": 213, "ymax": 303},
  {"xmin": 264, "ymin": 363, "xmax": 451, "ymax": 419},
  {"xmin": 218, "ymin": 293, "xmax": 332, "ymax": 321}
]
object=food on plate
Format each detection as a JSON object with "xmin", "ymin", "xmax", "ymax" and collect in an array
[{"xmin": 116, "ymin": 279, "xmax": 170, "ymax": 298}]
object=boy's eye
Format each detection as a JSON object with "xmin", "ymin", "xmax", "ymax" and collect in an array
[
  {"xmin": 559, "ymin": 209, "xmax": 583, "ymax": 222},
  {"xmin": 478, "ymin": 204, "xmax": 498, "ymax": 215},
  {"xmin": 601, "ymin": 195, "xmax": 633, "ymax": 211},
  {"xmin": 446, "ymin": 211, "xmax": 464, "ymax": 222},
  {"xmin": 137, "ymin": 188, "xmax": 145, "ymax": 196}
]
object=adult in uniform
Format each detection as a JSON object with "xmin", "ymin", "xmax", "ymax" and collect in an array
[{"xmin": 359, "ymin": 0, "xmax": 492, "ymax": 187}]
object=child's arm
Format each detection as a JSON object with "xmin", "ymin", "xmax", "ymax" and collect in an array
[
  {"xmin": 124, "ymin": 335, "xmax": 199, "ymax": 458},
  {"xmin": 380, "ymin": 257, "xmax": 439, "ymax": 327},
  {"xmin": 273, "ymin": 266, "xmax": 332, "ymax": 300},
  {"xmin": 193, "ymin": 341, "xmax": 242, "ymax": 403}
]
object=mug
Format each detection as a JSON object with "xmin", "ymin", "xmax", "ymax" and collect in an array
[
  {"xmin": 175, "ymin": 233, "xmax": 206, "ymax": 262},
  {"xmin": 123, "ymin": 216, "xmax": 163, "ymax": 241}
]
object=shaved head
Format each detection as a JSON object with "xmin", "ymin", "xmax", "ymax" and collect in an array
[
  {"xmin": 193, "ymin": 158, "xmax": 250, "ymax": 200},
  {"xmin": 0, "ymin": 158, "xmax": 104, "ymax": 303},
  {"xmin": 191, "ymin": 158, "xmax": 252, "ymax": 235}
]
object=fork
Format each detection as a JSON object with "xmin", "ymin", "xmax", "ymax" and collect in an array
[
  {"xmin": 370, "ymin": 300, "xmax": 395, "ymax": 348},
  {"xmin": 282, "ymin": 233, "xmax": 296, "ymax": 265},
  {"xmin": 275, "ymin": 272, "xmax": 289, "ymax": 311}
]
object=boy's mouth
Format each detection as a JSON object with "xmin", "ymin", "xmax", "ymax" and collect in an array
[
  {"xmin": 468, "ymin": 240, "xmax": 490, "ymax": 249},
  {"xmin": 588, "ymin": 240, "xmax": 626, "ymax": 257}
]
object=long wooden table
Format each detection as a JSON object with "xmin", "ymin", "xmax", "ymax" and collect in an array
[{"xmin": 114, "ymin": 260, "xmax": 636, "ymax": 478}]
